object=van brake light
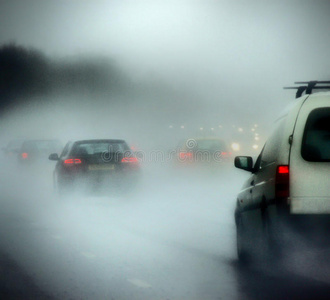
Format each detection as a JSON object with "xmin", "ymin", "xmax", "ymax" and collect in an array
[
  {"xmin": 275, "ymin": 165, "xmax": 289, "ymax": 198},
  {"xmin": 278, "ymin": 165, "xmax": 289, "ymax": 174}
]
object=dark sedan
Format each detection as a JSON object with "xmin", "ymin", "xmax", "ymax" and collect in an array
[
  {"xmin": 49, "ymin": 139, "xmax": 141, "ymax": 195},
  {"xmin": 18, "ymin": 139, "xmax": 62, "ymax": 164},
  {"xmin": 174, "ymin": 137, "xmax": 232, "ymax": 167}
]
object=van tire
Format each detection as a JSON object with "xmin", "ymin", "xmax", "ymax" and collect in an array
[
  {"xmin": 262, "ymin": 212, "xmax": 283, "ymax": 261},
  {"xmin": 236, "ymin": 215, "xmax": 252, "ymax": 264}
]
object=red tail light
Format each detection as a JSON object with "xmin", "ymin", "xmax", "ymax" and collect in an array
[
  {"xmin": 64, "ymin": 158, "xmax": 82, "ymax": 164},
  {"xmin": 121, "ymin": 157, "xmax": 138, "ymax": 163},
  {"xmin": 179, "ymin": 152, "xmax": 193, "ymax": 160},
  {"xmin": 21, "ymin": 152, "xmax": 28, "ymax": 159},
  {"xmin": 221, "ymin": 152, "xmax": 232, "ymax": 158},
  {"xmin": 275, "ymin": 165, "xmax": 289, "ymax": 198}
]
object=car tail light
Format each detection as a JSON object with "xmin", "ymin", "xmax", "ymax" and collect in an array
[
  {"xmin": 221, "ymin": 152, "xmax": 232, "ymax": 158},
  {"xmin": 275, "ymin": 165, "xmax": 289, "ymax": 198},
  {"xmin": 121, "ymin": 157, "xmax": 139, "ymax": 163},
  {"xmin": 179, "ymin": 152, "xmax": 193, "ymax": 160},
  {"xmin": 64, "ymin": 158, "xmax": 82, "ymax": 165},
  {"xmin": 21, "ymin": 152, "xmax": 28, "ymax": 159}
]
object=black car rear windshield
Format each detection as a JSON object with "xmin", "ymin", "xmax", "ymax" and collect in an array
[
  {"xmin": 301, "ymin": 107, "xmax": 330, "ymax": 162},
  {"xmin": 71, "ymin": 141, "xmax": 130, "ymax": 156}
]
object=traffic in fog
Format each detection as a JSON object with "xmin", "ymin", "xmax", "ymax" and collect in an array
[
  {"xmin": 0, "ymin": 1, "xmax": 330, "ymax": 299},
  {"xmin": 0, "ymin": 136, "xmax": 329, "ymax": 299}
]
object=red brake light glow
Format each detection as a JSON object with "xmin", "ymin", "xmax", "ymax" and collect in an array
[
  {"xmin": 22, "ymin": 152, "xmax": 28, "ymax": 159},
  {"xmin": 64, "ymin": 158, "xmax": 82, "ymax": 164},
  {"xmin": 275, "ymin": 165, "xmax": 290, "ymax": 198},
  {"xmin": 221, "ymin": 152, "xmax": 232, "ymax": 158},
  {"xmin": 278, "ymin": 165, "xmax": 289, "ymax": 174},
  {"xmin": 121, "ymin": 157, "xmax": 138, "ymax": 163},
  {"xmin": 179, "ymin": 152, "xmax": 193, "ymax": 160}
]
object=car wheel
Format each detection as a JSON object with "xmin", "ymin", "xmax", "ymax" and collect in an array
[
  {"xmin": 55, "ymin": 174, "xmax": 68, "ymax": 196},
  {"xmin": 262, "ymin": 215, "xmax": 283, "ymax": 261},
  {"xmin": 53, "ymin": 172, "xmax": 57, "ymax": 193},
  {"xmin": 236, "ymin": 214, "xmax": 252, "ymax": 264}
]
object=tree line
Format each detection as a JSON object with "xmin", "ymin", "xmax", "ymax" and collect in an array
[{"xmin": 0, "ymin": 43, "xmax": 128, "ymax": 111}]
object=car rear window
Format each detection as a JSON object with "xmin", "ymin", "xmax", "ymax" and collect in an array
[
  {"xmin": 301, "ymin": 107, "xmax": 330, "ymax": 162},
  {"xmin": 71, "ymin": 141, "xmax": 129, "ymax": 156}
]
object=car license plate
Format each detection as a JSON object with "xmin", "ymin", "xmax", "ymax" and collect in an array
[{"xmin": 88, "ymin": 164, "xmax": 115, "ymax": 171}]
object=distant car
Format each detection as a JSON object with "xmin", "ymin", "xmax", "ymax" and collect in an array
[
  {"xmin": 175, "ymin": 137, "xmax": 232, "ymax": 167},
  {"xmin": 2, "ymin": 139, "xmax": 24, "ymax": 157},
  {"xmin": 234, "ymin": 81, "xmax": 330, "ymax": 263},
  {"xmin": 49, "ymin": 139, "xmax": 141, "ymax": 194},
  {"xmin": 18, "ymin": 139, "xmax": 62, "ymax": 164}
]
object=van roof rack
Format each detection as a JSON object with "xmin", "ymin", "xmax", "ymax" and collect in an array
[{"xmin": 284, "ymin": 80, "xmax": 330, "ymax": 98}]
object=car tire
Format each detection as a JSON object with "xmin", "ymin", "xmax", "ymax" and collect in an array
[
  {"xmin": 262, "ymin": 215, "xmax": 283, "ymax": 261},
  {"xmin": 55, "ymin": 174, "xmax": 69, "ymax": 197},
  {"xmin": 53, "ymin": 172, "xmax": 57, "ymax": 194},
  {"xmin": 236, "ymin": 214, "xmax": 252, "ymax": 264}
]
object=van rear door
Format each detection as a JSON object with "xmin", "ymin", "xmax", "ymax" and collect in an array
[{"xmin": 289, "ymin": 96, "xmax": 330, "ymax": 214}]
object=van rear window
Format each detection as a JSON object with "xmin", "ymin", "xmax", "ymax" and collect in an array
[{"xmin": 301, "ymin": 107, "xmax": 330, "ymax": 162}]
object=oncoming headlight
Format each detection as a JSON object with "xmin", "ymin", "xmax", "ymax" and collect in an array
[
  {"xmin": 252, "ymin": 144, "xmax": 259, "ymax": 150},
  {"xmin": 231, "ymin": 143, "xmax": 240, "ymax": 152}
]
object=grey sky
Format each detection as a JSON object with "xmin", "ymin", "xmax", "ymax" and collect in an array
[{"xmin": 1, "ymin": 0, "xmax": 330, "ymax": 129}]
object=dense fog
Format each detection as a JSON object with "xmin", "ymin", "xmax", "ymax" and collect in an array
[
  {"xmin": 1, "ymin": 0, "xmax": 330, "ymax": 148},
  {"xmin": 0, "ymin": 0, "xmax": 330, "ymax": 299}
]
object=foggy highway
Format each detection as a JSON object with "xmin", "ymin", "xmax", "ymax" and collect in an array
[
  {"xmin": 0, "ymin": 161, "xmax": 329, "ymax": 300},
  {"xmin": 1, "ymin": 0, "xmax": 330, "ymax": 299}
]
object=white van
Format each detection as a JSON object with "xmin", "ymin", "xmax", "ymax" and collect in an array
[{"xmin": 234, "ymin": 81, "xmax": 330, "ymax": 263}]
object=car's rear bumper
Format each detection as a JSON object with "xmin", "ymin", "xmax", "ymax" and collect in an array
[{"xmin": 59, "ymin": 169, "xmax": 140, "ymax": 188}]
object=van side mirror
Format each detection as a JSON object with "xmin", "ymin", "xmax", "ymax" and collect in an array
[
  {"xmin": 234, "ymin": 156, "xmax": 253, "ymax": 172},
  {"xmin": 49, "ymin": 153, "xmax": 59, "ymax": 161}
]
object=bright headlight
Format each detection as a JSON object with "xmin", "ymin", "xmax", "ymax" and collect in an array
[{"xmin": 231, "ymin": 143, "xmax": 240, "ymax": 151}]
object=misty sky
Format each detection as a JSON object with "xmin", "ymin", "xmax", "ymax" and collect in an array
[{"xmin": 1, "ymin": 0, "xmax": 330, "ymax": 137}]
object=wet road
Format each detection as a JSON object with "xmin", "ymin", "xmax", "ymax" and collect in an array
[{"xmin": 0, "ymin": 163, "xmax": 329, "ymax": 299}]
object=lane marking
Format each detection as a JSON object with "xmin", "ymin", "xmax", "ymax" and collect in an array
[{"xmin": 127, "ymin": 278, "xmax": 152, "ymax": 288}]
